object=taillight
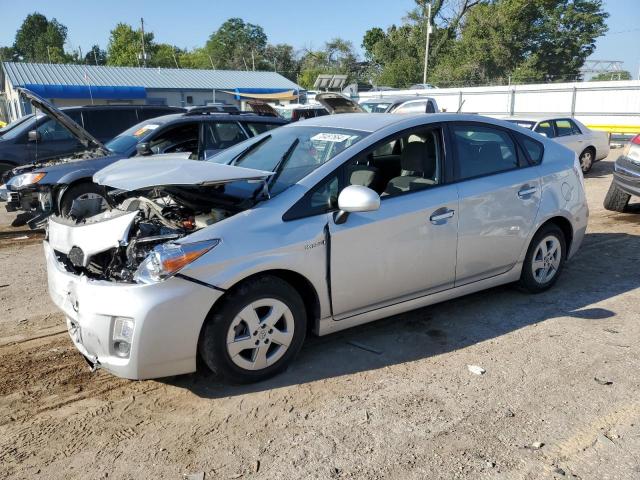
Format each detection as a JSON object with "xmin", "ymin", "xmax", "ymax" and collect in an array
[{"xmin": 631, "ymin": 134, "xmax": 640, "ymax": 145}]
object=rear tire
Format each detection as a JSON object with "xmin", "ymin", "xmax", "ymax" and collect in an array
[
  {"xmin": 199, "ymin": 275, "xmax": 307, "ymax": 384},
  {"xmin": 518, "ymin": 223, "xmax": 566, "ymax": 293},
  {"xmin": 603, "ymin": 182, "xmax": 630, "ymax": 212},
  {"xmin": 579, "ymin": 147, "xmax": 595, "ymax": 174},
  {"xmin": 59, "ymin": 182, "xmax": 107, "ymax": 218}
]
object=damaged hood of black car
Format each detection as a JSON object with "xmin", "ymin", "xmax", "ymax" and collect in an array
[{"xmin": 93, "ymin": 155, "xmax": 273, "ymax": 191}]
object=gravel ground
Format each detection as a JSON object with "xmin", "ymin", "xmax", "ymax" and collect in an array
[{"xmin": 1, "ymin": 151, "xmax": 639, "ymax": 480}]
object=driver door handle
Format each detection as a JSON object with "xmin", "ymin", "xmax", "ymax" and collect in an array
[
  {"xmin": 518, "ymin": 186, "xmax": 537, "ymax": 198},
  {"xmin": 430, "ymin": 209, "xmax": 455, "ymax": 224}
]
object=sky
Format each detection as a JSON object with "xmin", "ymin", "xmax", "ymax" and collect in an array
[{"xmin": 0, "ymin": 0, "xmax": 638, "ymax": 79}]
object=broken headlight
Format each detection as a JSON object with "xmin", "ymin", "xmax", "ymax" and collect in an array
[{"xmin": 133, "ymin": 239, "xmax": 220, "ymax": 284}]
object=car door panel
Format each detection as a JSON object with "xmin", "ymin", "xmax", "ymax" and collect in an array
[
  {"xmin": 456, "ymin": 168, "xmax": 541, "ymax": 285},
  {"xmin": 329, "ymin": 185, "xmax": 459, "ymax": 319}
]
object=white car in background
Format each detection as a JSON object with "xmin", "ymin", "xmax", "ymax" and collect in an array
[{"xmin": 503, "ymin": 116, "xmax": 609, "ymax": 173}]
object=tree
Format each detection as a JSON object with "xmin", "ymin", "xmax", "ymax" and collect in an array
[
  {"xmin": 262, "ymin": 43, "xmax": 299, "ymax": 80},
  {"xmin": 204, "ymin": 18, "xmax": 268, "ymax": 70},
  {"xmin": 13, "ymin": 13, "xmax": 70, "ymax": 63},
  {"xmin": 0, "ymin": 46, "xmax": 18, "ymax": 62},
  {"xmin": 107, "ymin": 23, "xmax": 154, "ymax": 67},
  {"xmin": 152, "ymin": 44, "xmax": 183, "ymax": 68},
  {"xmin": 84, "ymin": 44, "xmax": 107, "ymax": 65},
  {"xmin": 363, "ymin": 0, "xmax": 609, "ymax": 87},
  {"xmin": 298, "ymin": 38, "xmax": 360, "ymax": 89},
  {"xmin": 590, "ymin": 70, "xmax": 632, "ymax": 81}
]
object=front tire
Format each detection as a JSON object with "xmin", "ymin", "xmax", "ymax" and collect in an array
[
  {"xmin": 518, "ymin": 224, "xmax": 566, "ymax": 293},
  {"xmin": 603, "ymin": 182, "xmax": 630, "ymax": 212},
  {"xmin": 59, "ymin": 182, "xmax": 108, "ymax": 218},
  {"xmin": 579, "ymin": 147, "xmax": 595, "ymax": 174},
  {"xmin": 199, "ymin": 275, "xmax": 307, "ymax": 384}
]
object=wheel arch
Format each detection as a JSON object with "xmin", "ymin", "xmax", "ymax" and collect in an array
[
  {"xmin": 204, "ymin": 269, "xmax": 321, "ymax": 336},
  {"xmin": 537, "ymin": 215, "xmax": 574, "ymax": 254}
]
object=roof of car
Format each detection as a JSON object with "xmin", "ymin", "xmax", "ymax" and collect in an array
[
  {"xmin": 144, "ymin": 112, "xmax": 288, "ymax": 125},
  {"xmin": 502, "ymin": 115, "xmax": 572, "ymax": 123},
  {"xmin": 290, "ymin": 112, "xmax": 528, "ymax": 133}
]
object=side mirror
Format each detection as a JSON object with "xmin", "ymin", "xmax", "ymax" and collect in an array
[
  {"xmin": 334, "ymin": 185, "xmax": 380, "ymax": 224},
  {"xmin": 27, "ymin": 130, "xmax": 41, "ymax": 142},
  {"xmin": 136, "ymin": 142, "xmax": 152, "ymax": 156}
]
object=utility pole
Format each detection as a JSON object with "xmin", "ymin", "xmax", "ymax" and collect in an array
[
  {"xmin": 93, "ymin": 48, "xmax": 99, "ymax": 66},
  {"xmin": 422, "ymin": 2, "xmax": 432, "ymax": 84},
  {"xmin": 140, "ymin": 17, "xmax": 148, "ymax": 67}
]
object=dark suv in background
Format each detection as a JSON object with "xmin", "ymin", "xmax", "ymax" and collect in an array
[
  {"xmin": 0, "ymin": 104, "xmax": 184, "ymax": 174},
  {"xmin": 2, "ymin": 90, "xmax": 287, "ymax": 227}
]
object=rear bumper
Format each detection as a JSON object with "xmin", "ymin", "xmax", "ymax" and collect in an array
[{"xmin": 45, "ymin": 241, "xmax": 221, "ymax": 379}]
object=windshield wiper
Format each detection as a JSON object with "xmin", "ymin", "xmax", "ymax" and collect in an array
[
  {"xmin": 231, "ymin": 134, "xmax": 272, "ymax": 165},
  {"xmin": 256, "ymin": 138, "xmax": 299, "ymax": 200},
  {"xmin": 269, "ymin": 138, "xmax": 299, "ymax": 188}
]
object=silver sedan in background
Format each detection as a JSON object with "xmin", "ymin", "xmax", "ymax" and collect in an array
[
  {"xmin": 44, "ymin": 113, "xmax": 588, "ymax": 383},
  {"xmin": 503, "ymin": 115, "xmax": 610, "ymax": 173}
]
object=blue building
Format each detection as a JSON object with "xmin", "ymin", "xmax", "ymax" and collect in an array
[{"xmin": 1, "ymin": 62, "xmax": 303, "ymax": 122}]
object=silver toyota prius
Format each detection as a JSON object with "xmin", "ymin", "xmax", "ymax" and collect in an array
[{"xmin": 44, "ymin": 113, "xmax": 588, "ymax": 383}]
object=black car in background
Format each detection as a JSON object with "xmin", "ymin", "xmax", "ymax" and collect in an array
[
  {"xmin": 604, "ymin": 134, "xmax": 640, "ymax": 212},
  {"xmin": 2, "ymin": 90, "xmax": 287, "ymax": 227},
  {"xmin": 0, "ymin": 103, "xmax": 184, "ymax": 175}
]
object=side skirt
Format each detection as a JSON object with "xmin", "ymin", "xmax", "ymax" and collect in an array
[{"xmin": 317, "ymin": 263, "xmax": 522, "ymax": 336}]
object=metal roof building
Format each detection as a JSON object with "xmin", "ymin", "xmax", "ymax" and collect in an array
[{"xmin": 1, "ymin": 62, "xmax": 303, "ymax": 122}]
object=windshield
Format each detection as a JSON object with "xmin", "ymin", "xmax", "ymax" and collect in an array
[
  {"xmin": 105, "ymin": 120, "xmax": 165, "ymax": 154},
  {"xmin": 274, "ymin": 107, "xmax": 293, "ymax": 120},
  {"xmin": 361, "ymin": 102, "xmax": 392, "ymax": 113},
  {"xmin": 212, "ymin": 126, "xmax": 369, "ymax": 195},
  {"xmin": 0, "ymin": 115, "xmax": 40, "ymax": 140},
  {"xmin": 506, "ymin": 120, "xmax": 535, "ymax": 130},
  {"xmin": 0, "ymin": 114, "xmax": 34, "ymax": 137}
]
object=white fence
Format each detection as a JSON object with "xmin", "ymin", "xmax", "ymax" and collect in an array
[{"xmin": 356, "ymin": 80, "xmax": 640, "ymax": 134}]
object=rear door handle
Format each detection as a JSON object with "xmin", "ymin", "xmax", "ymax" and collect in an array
[
  {"xmin": 430, "ymin": 209, "xmax": 455, "ymax": 223},
  {"xmin": 518, "ymin": 186, "xmax": 537, "ymax": 198}
]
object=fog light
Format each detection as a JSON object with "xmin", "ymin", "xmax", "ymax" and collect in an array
[
  {"xmin": 113, "ymin": 317, "xmax": 134, "ymax": 358},
  {"xmin": 114, "ymin": 340, "xmax": 131, "ymax": 358}
]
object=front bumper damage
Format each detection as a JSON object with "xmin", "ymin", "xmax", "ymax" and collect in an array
[{"xmin": 45, "ymin": 216, "xmax": 222, "ymax": 379}]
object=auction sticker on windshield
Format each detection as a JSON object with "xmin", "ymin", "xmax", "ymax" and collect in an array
[
  {"xmin": 133, "ymin": 124, "xmax": 160, "ymax": 137},
  {"xmin": 311, "ymin": 133, "xmax": 355, "ymax": 143}
]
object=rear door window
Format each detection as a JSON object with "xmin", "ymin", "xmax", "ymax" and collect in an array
[
  {"xmin": 83, "ymin": 109, "xmax": 138, "ymax": 140},
  {"xmin": 451, "ymin": 124, "xmax": 519, "ymax": 180},
  {"xmin": 202, "ymin": 122, "xmax": 248, "ymax": 159},
  {"xmin": 554, "ymin": 119, "xmax": 575, "ymax": 137},
  {"xmin": 534, "ymin": 121, "xmax": 555, "ymax": 138}
]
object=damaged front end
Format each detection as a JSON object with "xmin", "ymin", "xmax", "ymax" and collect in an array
[
  {"xmin": 49, "ymin": 193, "xmax": 230, "ymax": 282},
  {"xmin": 47, "ymin": 156, "xmax": 273, "ymax": 282}
]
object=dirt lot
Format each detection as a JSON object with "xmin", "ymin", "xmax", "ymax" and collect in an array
[{"xmin": 1, "ymin": 152, "xmax": 639, "ymax": 480}]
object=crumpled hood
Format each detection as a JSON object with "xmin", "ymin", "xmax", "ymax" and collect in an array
[{"xmin": 94, "ymin": 155, "xmax": 273, "ymax": 191}]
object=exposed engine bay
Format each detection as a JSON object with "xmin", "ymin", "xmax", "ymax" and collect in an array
[{"xmin": 48, "ymin": 186, "xmax": 247, "ymax": 282}]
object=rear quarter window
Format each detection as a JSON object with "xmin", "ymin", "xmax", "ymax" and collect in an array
[{"xmin": 518, "ymin": 134, "xmax": 544, "ymax": 165}]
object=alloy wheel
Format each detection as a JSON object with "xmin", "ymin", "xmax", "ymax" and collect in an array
[
  {"xmin": 225, "ymin": 298, "xmax": 295, "ymax": 371},
  {"xmin": 531, "ymin": 235, "xmax": 562, "ymax": 284}
]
